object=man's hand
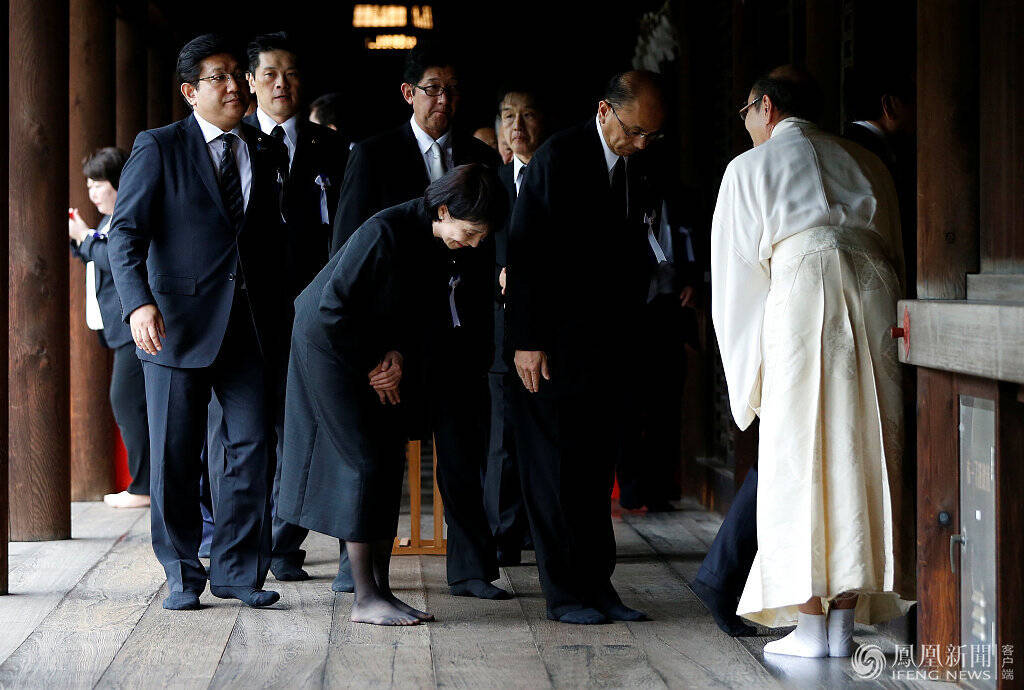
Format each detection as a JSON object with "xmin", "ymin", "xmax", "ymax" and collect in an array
[
  {"xmin": 68, "ymin": 208, "xmax": 90, "ymax": 244},
  {"xmin": 499, "ymin": 266, "xmax": 507, "ymax": 296},
  {"xmin": 369, "ymin": 350, "xmax": 403, "ymax": 405},
  {"xmin": 514, "ymin": 350, "xmax": 550, "ymax": 393},
  {"xmin": 679, "ymin": 285, "xmax": 696, "ymax": 308},
  {"xmin": 129, "ymin": 304, "xmax": 165, "ymax": 355}
]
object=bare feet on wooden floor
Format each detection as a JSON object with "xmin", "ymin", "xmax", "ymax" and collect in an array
[
  {"xmin": 351, "ymin": 594, "xmax": 424, "ymax": 626},
  {"xmin": 385, "ymin": 593, "xmax": 434, "ymax": 621}
]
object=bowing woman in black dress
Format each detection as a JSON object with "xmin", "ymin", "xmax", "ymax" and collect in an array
[{"xmin": 277, "ymin": 164, "xmax": 508, "ymax": 626}]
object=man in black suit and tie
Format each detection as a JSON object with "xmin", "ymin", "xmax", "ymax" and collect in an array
[
  {"xmin": 329, "ymin": 41, "xmax": 505, "ymax": 600},
  {"xmin": 506, "ymin": 71, "xmax": 665, "ymax": 625},
  {"xmin": 239, "ymin": 31, "xmax": 349, "ymax": 583},
  {"xmin": 486, "ymin": 86, "xmax": 546, "ymax": 566},
  {"xmin": 108, "ymin": 34, "xmax": 281, "ymax": 611}
]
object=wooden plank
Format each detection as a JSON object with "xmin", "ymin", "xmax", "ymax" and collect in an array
[
  {"xmin": 916, "ymin": 0, "xmax": 979, "ymax": 299},
  {"xmin": 0, "ymin": 508, "xmax": 161, "ymax": 687},
  {"xmin": 322, "ymin": 555, "xmax": 434, "ymax": 689},
  {"xmin": 967, "ymin": 274, "xmax": 1024, "ymax": 303},
  {"xmin": 0, "ymin": 502, "xmax": 143, "ymax": 663},
  {"xmin": 615, "ymin": 515, "xmax": 779, "ymax": 688},
  {"xmin": 897, "ymin": 299, "xmax": 1024, "ymax": 384},
  {"xmin": 418, "ymin": 556, "xmax": 551, "ymax": 689}
]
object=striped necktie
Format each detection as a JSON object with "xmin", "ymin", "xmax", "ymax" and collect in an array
[{"xmin": 218, "ymin": 133, "xmax": 245, "ymax": 229}]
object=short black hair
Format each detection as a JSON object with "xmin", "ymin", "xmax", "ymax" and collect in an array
[
  {"xmin": 82, "ymin": 147, "xmax": 128, "ymax": 189},
  {"xmin": 424, "ymin": 164, "xmax": 508, "ymax": 232},
  {"xmin": 603, "ymin": 70, "xmax": 665, "ymax": 109},
  {"xmin": 751, "ymin": 65, "xmax": 823, "ymax": 123},
  {"xmin": 403, "ymin": 39, "xmax": 456, "ymax": 85},
  {"xmin": 176, "ymin": 33, "xmax": 243, "ymax": 84},
  {"xmin": 310, "ymin": 92, "xmax": 340, "ymax": 129},
  {"xmin": 247, "ymin": 31, "xmax": 299, "ymax": 74},
  {"xmin": 496, "ymin": 84, "xmax": 546, "ymax": 115}
]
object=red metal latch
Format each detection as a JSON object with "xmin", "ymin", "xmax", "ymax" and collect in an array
[{"xmin": 890, "ymin": 307, "xmax": 910, "ymax": 359}]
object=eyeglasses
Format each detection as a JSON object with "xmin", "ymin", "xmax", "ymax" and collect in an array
[
  {"xmin": 412, "ymin": 82, "xmax": 460, "ymax": 98},
  {"xmin": 195, "ymin": 71, "xmax": 247, "ymax": 88},
  {"xmin": 738, "ymin": 95, "xmax": 764, "ymax": 121},
  {"xmin": 607, "ymin": 103, "xmax": 663, "ymax": 142}
]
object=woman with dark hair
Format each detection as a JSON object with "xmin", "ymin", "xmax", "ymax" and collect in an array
[
  {"xmin": 277, "ymin": 163, "xmax": 508, "ymax": 625},
  {"xmin": 69, "ymin": 146, "xmax": 151, "ymax": 509}
]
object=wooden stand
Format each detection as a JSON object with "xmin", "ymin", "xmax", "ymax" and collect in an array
[{"xmin": 392, "ymin": 439, "xmax": 446, "ymax": 556}]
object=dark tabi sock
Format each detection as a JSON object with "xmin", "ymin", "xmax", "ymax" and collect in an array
[
  {"xmin": 601, "ymin": 603, "xmax": 649, "ymax": 622},
  {"xmin": 450, "ymin": 579, "xmax": 512, "ymax": 600},
  {"xmin": 547, "ymin": 607, "xmax": 608, "ymax": 625},
  {"xmin": 690, "ymin": 579, "xmax": 757, "ymax": 637},
  {"xmin": 210, "ymin": 585, "xmax": 280, "ymax": 607},
  {"xmin": 163, "ymin": 591, "xmax": 202, "ymax": 611},
  {"xmin": 272, "ymin": 561, "xmax": 310, "ymax": 582}
]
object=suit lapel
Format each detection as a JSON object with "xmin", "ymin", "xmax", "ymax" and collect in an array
[
  {"xmin": 180, "ymin": 116, "xmax": 232, "ymax": 226},
  {"xmin": 400, "ymin": 121, "xmax": 431, "ymax": 188}
]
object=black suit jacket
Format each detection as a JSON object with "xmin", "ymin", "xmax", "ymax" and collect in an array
[
  {"xmin": 243, "ymin": 114, "xmax": 348, "ymax": 300},
  {"xmin": 69, "ymin": 215, "xmax": 133, "ymax": 349},
  {"xmin": 506, "ymin": 118, "xmax": 657, "ymax": 396},
  {"xmin": 107, "ymin": 114, "xmax": 283, "ymax": 369},
  {"xmin": 490, "ymin": 162, "xmax": 518, "ymax": 373}
]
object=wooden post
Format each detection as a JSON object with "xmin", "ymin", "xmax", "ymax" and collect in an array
[
  {"xmin": 2, "ymin": 0, "xmax": 10, "ymax": 594},
  {"xmin": 115, "ymin": 6, "xmax": 147, "ymax": 152},
  {"xmin": 392, "ymin": 440, "xmax": 446, "ymax": 556},
  {"xmin": 804, "ymin": 0, "xmax": 841, "ymax": 133},
  {"xmin": 68, "ymin": 0, "xmax": 117, "ymax": 502},
  {"xmin": 9, "ymin": 0, "xmax": 72, "ymax": 541},
  {"xmin": 145, "ymin": 4, "xmax": 172, "ymax": 130}
]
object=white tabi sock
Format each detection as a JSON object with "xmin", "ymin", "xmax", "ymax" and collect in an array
[
  {"xmin": 827, "ymin": 607, "xmax": 855, "ymax": 657},
  {"xmin": 763, "ymin": 611, "xmax": 829, "ymax": 658}
]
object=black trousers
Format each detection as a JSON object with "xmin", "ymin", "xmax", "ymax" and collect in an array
[
  {"xmin": 143, "ymin": 303, "xmax": 274, "ymax": 593},
  {"xmin": 432, "ymin": 371, "xmax": 499, "ymax": 585},
  {"xmin": 483, "ymin": 371, "xmax": 529, "ymax": 553},
  {"xmin": 111, "ymin": 342, "xmax": 150, "ymax": 495},
  {"xmin": 617, "ymin": 297, "xmax": 688, "ymax": 509},
  {"xmin": 694, "ymin": 467, "xmax": 758, "ymax": 598},
  {"xmin": 512, "ymin": 384, "xmax": 623, "ymax": 617}
]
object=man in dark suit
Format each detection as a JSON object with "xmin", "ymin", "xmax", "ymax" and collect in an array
[
  {"xmin": 240, "ymin": 31, "xmax": 349, "ymax": 582},
  {"xmin": 108, "ymin": 34, "xmax": 281, "ymax": 611},
  {"xmin": 506, "ymin": 71, "xmax": 665, "ymax": 624},
  {"xmin": 329, "ymin": 41, "xmax": 505, "ymax": 600},
  {"xmin": 485, "ymin": 86, "xmax": 547, "ymax": 566}
]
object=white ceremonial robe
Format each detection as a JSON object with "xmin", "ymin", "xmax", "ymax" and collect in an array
[{"xmin": 711, "ymin": 117, "xmax": 914, "ymax": 627}]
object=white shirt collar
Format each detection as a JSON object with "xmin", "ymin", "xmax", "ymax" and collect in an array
[
  {"xmin": 595, "ymin": 113, "xmax": 620, "ymax": 173},
  {"xmin": 256, "ymin": 107, "xmax": 299, "ymax": 142},
  {"xmin": 770, "ymin": 116, "xmax": 813, "ymax": 139},
  {"xmin": 193, "ymin": 111, "xmax": 243, "ymax": 143},
  {"xmin": 513, "ymin": 155, "xmax": 528, "ymax": 180},
  {"xmin": 852, "ymin": 120, "xmax": 886, "ymax": 139},
  {"xmin": 410, "ymin": 114, "xmax": 450, "ymax": 155}
]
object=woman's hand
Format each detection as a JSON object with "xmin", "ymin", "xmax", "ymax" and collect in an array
[
  {"xmin": 68, "ymin": 208, "xmax": 90, "ymax": 244},
  {"xmin": 369, "ymin": 350, "xmax": 403, "ymax": 405}
]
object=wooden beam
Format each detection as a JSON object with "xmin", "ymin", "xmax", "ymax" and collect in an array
[
  {"xmin": 9, "ymin": 0, "xmax": 72, "ymax": 541},
  {"xmin": 2, "ymin": 0, "xmax": 10, "ymax": 593},
  {"xmin": 980, "ymin": 0, "xmax": 1024, "ymax": 274},
  {"xmin": 966, "ymin": 273, "xmax": 1024, "ymax": 302},
  {"xmin": 916, "ymin": 0, "xmax": 979, "ymax": 299},
  {"xmin": 69, "ymin": 0, "xmax": 117, "ymax": 501},
  {"xmin": 897, "ymin": 299, "xmax": 1024, "ymax": 384}
]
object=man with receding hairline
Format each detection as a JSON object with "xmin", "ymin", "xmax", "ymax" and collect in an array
[{"xmin": 506, "ymin": 70, "xmax": 665, "ymax": 625}]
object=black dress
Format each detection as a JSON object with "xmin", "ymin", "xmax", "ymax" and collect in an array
[{"xmin": 276, "ymin": 198, "xmax": 443, "ymax": 542}]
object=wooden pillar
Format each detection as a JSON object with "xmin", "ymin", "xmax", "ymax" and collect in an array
[
  {"xmin": 915, "ymin": 0, "xmax": 980, "ymax": 663},
  {"xmin": 69, "ymin": 0, "xmax": 117, "ymax": 502},
  {"xmin": 9, "ymin": 0, "xmax": 72, "ymax": 541},
  {"xmin": 115, "ymin": 7, "xmax": 147, "ymax": 152},
  {"xmin": 146, "ymin": 45, "xmax": 172, "ymax": 129},
  {"xmin": 804, "ymin": 0, "xmax": 841, "ymax": 132},
  {"xmin": 2, "ymin": 0, "xmax": 11, "ymax": 593}
]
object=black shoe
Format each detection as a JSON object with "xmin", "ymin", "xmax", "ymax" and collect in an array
[{"xmin": 690, "ymin": 579, "xmax": 756, "ymax": 637}]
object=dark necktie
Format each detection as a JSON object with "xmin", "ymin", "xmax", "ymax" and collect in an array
[
  {"xmin": 271, "ymin": 125, "xmax": 289, "ymax": 175},
  {"xmin": 218, "ymin": 133, "xmax": 244, "ymax": 229},
  {"xmin": 610, "ymin": 157, "xmax": 627, "ymax": 220}
]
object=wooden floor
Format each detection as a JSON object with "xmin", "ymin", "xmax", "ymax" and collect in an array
[{"xmin": 1, "ymin": 501, "xmax": 949, "ymax": 689}]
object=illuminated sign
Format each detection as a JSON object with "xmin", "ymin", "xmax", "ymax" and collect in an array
[
  {"xmin": 353, "ymin": 5, "xmax": 433, "ymax": 29},
  {"xmin": 365, "ymin": 34, "xmax": 419, "ymax": 50}
]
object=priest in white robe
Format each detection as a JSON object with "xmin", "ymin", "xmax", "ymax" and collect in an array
[{"xmin": 711, "ymin": 66, "xmax": 914, "ymax": 659}]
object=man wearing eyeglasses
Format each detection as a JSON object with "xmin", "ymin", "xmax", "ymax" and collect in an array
[
  {"xmin": 505, "ymin": 70, "xmax": 665, "ymax": 625},
  {"xmin": 108, "ymin": 34, "xmax": 283, "ymax": 611},
  {"xmin": 328, "ymin": 40, "xmax": 507, "ymax": 602}
]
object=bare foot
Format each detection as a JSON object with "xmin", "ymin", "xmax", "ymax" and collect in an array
[
  {"xmin": 103, "ymin": 491, "xmax": 150, "ymax": 509},
  {"xmin": 351, "ymin": 596, "xmax": 422, "ymax": 626},
  {"xmin": 386, "ymin": 593, "xmax": 434, "ymax": 621}
]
